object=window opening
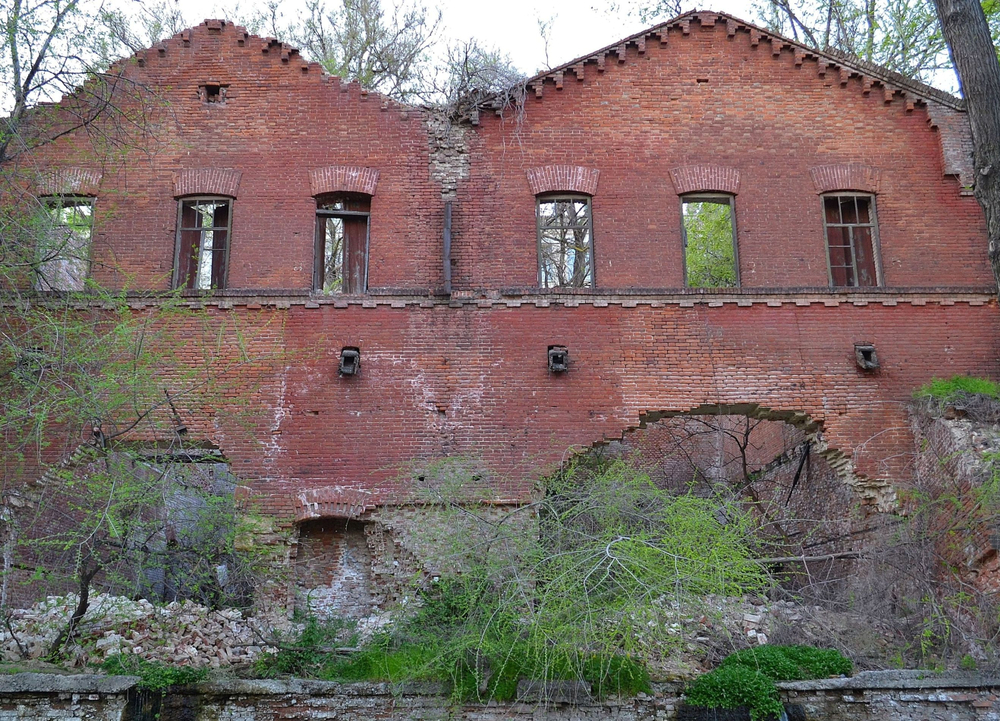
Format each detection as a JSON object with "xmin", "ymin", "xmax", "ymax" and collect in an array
[
  {"xmin": 536, "ymin": 195, "xmax": 594, "ymax": 288},
  {"xmin": 175, "ymin": 198, "xmax": 231, "ymax": 290},
  {"xmin": 35, "ymin": 196, "xmax": 94, "ymax": 291},
  {"xmin": 823, "ymin": 194, "xmax": 880, "ymax": 287},
  {"xmin": 200, "ymin": 84, "xmax": 227, "ymax": 104},
  {"xmin": 681, "ymin": 195, "xmax": 738, "ymax": 288},
  {"xmin": 315, "ymin": 193, "xmax": 370, "ymax": 294}
]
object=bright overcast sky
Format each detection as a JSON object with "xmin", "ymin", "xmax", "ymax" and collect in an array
[{"xmin": 149, "ymin": 0, "xmax": 759, "ymax": 76}]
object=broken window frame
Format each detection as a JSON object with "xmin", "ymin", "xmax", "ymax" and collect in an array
[
  {"xmin": 314, "ymin": 193, "xmax": 371, "ymax": 295},
  {"xmin": 35, "ymin": 195, "xmax": 95, "ymax": 291},
  {"xmin": 822, "ymin": 193, "xmax": 882, "ymax": 288},
  {"xmin": 680, "ymin": 193, "xmax": 740, "ymax": 289},
  {"xmin": 536, "ymin": 194, "xmax": 595, "ymax": 289},
  {"xmin": 173, "ymin": 196, "xmax": 233, "ymax": 291}
]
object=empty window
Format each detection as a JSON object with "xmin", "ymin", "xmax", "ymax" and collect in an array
[
  {"xmin": 315, "ymin": 193, "xmax": 370, "ymax": 294},
  {"xmin": 681, "ymin": 195, "xmax": 738, "ymax": 288},
  {"xmin": 537, "ymin": 195, "xmax": 593, "ymax": 288},
  {"xmin": 823, "ymin": 194, "xmax": 880, "ymax": 287},
  {"xmin": 200, "ymin": 84, "xmax": 227, "ymax": 103},
  {"xmin": 35, "ymin": 196, "xmax": 94, "ymax": 291},
  {"xmin": 175, "ymin": 198, "xmax": 231, "ymax": 290}
]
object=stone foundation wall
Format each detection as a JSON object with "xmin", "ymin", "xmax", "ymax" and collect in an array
[{"xmin": 3, "ymin": 671, "xmax": 999, "ymax": 720}]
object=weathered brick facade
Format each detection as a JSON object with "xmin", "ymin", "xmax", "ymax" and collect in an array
[{"xmin": 15, "ymin": 11, "xmax": 999, "ymax": 527}]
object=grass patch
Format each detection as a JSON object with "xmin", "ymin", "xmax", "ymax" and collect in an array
[
  {"xmin": 100, "ymin": 655, "xmax": 208, "ymax": 691},
  {"xmin": 915, "ymin": 375, "xmax": 1000, "ymax": 402}
]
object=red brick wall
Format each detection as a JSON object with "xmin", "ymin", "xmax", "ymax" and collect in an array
[
  {"xmin": 12, "ymin": 18, "xmax": 1000, "ymax": 520},
  {"xmin": 458, "ymin": 18, "xmax": 988, "ymax": 290}
]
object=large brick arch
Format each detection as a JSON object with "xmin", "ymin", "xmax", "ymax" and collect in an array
[{"xmin": 594, "ymin": 403, "xmax": 896, "ymax": 511}]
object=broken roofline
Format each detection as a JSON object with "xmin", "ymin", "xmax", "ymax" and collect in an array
[{"xmin": 494, "ymin": 9, "xmax": 963, "ymax": 113}]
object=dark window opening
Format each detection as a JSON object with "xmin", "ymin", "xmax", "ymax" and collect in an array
[
  {"xmin": 35, "ymin": 196, "xmax": 94, "ymax": 291},
  {"xmin": 823, "ymin": 194, "xmax": 880, "ymax": 287},
  {"xmin": 175, "ymin": 198, "xmax": 231, "ymax": 290},
  {"xmin": 681, "ymin": 194, "xmax": 738, "ymax": 288},
  {"xmin": 537, "ymin": 195, "xmax": 594, "ymax": 289},
  {"xmin": 201, "ymin": 84, "xmax": 227, "ymax": 104},
  {"xmin": 315, "ymin": 193, "xmax": 370, "ymax": 294}
]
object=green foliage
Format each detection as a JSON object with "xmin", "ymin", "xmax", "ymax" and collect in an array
[
  {"xmin": 686, "ymin": 645, "xmax": 850, "ymax": 721},
  {"xmin": 683, "ymin": 200, "xmax": 737, "ymax": 288},
  {"xmin": 914, "ymin": 375, "xmax": 1000, "ymax": 402},
  {"xmin": 100, "ymin": 655, "xmax": 207, "ymax": 690},
  {"xmin": 719, "ymin": 644, "xmax": 852, "ymax": 680},
  {"xmin": 254, "ymin": 615, "xmax": 356, "ymax": 677},
  {"xmin": 685, "ymin": 664, "xmax": 784, "ymax": 721},
  {"xmin": 321, "ymin": 457, "xmax": 769, "ymax": 700}
]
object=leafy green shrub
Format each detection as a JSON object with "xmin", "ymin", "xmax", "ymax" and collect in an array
[
  {"xmin": 685, "ymin": 664, "xmax": 783, "ymax": 721},
  {"xmin": 686, "ymin": 645, "xmax": 850, "ymax": 721},
  {"xmin": 720, "ymin": 644, "xmax": 851, "ymax": 681},
  {"xmin": 915, "ymin": 375, "xmax": 1000, "ymax": 402},
  {"xmin": 100, "ymin": 655, "xmax": 208, "ymax": 691}
]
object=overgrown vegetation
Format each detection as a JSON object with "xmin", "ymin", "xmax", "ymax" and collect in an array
[
  {"xmin": 260, "ymin": 458, "xmax": 766, "ymax": 698},
  {"xmin": 684, "ymin": 645, "xmax": 851, "ymax": 720},
  {"xmin": 100, "ymin": 655, "xmax": 208, "ymax": 690}
]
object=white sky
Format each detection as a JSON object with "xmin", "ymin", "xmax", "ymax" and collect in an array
[{"xmin": 154, "ymin": 0, "xmax": 759, "ymax": 76}]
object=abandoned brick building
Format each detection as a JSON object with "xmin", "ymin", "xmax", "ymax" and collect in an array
[{"xmin": 10, "ymin": 10, "xmax": 1000, "ymax": 614}]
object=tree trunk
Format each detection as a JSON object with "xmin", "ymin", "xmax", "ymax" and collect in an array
[{"xmin": 934, "ymin": 0, "xmax": 1000, "ymax": 296}]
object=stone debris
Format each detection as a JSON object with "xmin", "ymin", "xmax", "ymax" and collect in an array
[{"xmin": 0, "ymin": 594, "xmax": 277, "ymax": 668}]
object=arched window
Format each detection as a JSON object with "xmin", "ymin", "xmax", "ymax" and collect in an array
[
  {"xmin": 314, "ymin": 193, "xmax": 371, "ymax": 294},
  {"xmin": 174, "ymin": 197, "xmax": 232, "ymax": 290},
  {"xmin": 536, "ymin": 194, "xmax": 594, "ymax": 289},
  {"xmin": 822, "ymin": 193, "xmax": 880, "ymax": 287},
  {"xmin": 680, "ymin": 194, "xmax": 739, "ymax": 288}
]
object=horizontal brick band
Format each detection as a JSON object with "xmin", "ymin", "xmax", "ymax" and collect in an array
[
  {"xmin": 309, "ymin": 166, "xmax": 379, "ymax": 197},
  {"xmin": 37, "ymin": 168, "xmax": 102, "ymax": 196},
  {"xmin": 173, "ymin": 168, "xmax": 242, "ymax": 197},
  {"xmin": 526, "ymin": 165, "xmax": 600, "ymax": 195},
  {"xmin": 810, "ymin": 164, "xmax": 881, "ymax": 194},
  {"xmin": 668, "ymin": 165, "xmax": 741, "ymax": 195}
]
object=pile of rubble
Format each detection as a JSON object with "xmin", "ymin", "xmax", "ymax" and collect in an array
[{"xmin": 0, "ymin": 594, "xmax": 277, "ymax": 668}]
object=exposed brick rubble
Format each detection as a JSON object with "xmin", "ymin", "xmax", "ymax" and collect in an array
[{"xmin": 0, "ymin": 594, "xmax": 274, "ymax": 668}]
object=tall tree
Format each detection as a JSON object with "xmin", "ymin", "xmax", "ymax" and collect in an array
[{"xmin": 934, "ymin": 0, "xmax": 1000, "ymax": 293}]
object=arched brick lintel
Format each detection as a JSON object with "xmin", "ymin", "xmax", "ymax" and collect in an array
[
  {"xmin": 810, "ymin": 164, "xmax": 881, "ymax": 194},
  {"xmin": 668, "ymin": 165, "xmax": 741, "ymax": 195},
  {"xmin": 173, "ymin": 168, "xmax": 242, "ymax": 198},
  {"xmin": 309, "ymin": 166, "xmax": 379, "ymax": 197},
  {"xmin": 38, "ymin": 168, "xmax": 102, "ymax": 196},
  {"xmin": 294, "ymin": 486, "xmax": 376, "ymax": 522},
  {"xmin": 526, "ymin": 165, "xmax": 600, "ymax": 196}
]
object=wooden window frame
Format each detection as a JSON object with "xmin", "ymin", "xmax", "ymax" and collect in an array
[
  {"xmin": 314, "ymin": 193, "xmax": 371, "ymax": 294},
  {"xmin": 821, "ymin": 192, "xmax": 882, "ymax": 288},
  {"xmin": 535, "ymin": 193, "xmax": 595, "ymax": 289},
  {"xmin": 173, "ymin": 196, "xmax": 233, "ymax": 291},
  {"xmin": 680, "ymin": 193, "xmax": 740, "ymax": 289}
]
